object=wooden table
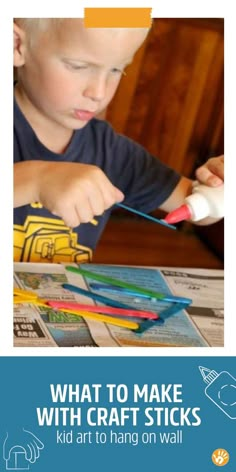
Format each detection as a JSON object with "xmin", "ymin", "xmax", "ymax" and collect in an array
[{"xmin": 93, "ymin": 216, "xmax": 223, "ymax": 269}]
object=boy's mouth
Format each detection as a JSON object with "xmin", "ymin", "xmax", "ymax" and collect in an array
[{"xmin": 74, "ymin": 109, "xmax": 96, "ymax": 121}]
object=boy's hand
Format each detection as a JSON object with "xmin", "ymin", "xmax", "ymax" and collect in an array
[
  {"xmin": 159, "ymin": 155, "xmax": 224, "ymax": 220},
  {"xmin": 195, "ymin": 155, "xmax": 224, "ymax": 187},
  {"xmin": 36, "ymin": 162, "xmax": 124, "ymax": 228}
]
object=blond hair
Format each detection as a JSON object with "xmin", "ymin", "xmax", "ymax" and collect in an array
[
  {"xmin": 15, "ymin": 18, "xmax": 150, "ymax": 34},
  {"xmin": 14, "ymin": 18, "xmax": 150, "ymax": 49},
  {"xmin": 14, "ymin": 18, "xmax": 65, "ymax": 48},
  {"xmin": 14, "ymin": 18, "xmax": 64, "ymax": 33}
]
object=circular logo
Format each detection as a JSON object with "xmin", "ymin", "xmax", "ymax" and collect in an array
[{"xmin": 212, "ymin": 449, "xmax": 230, "ymax": 467}]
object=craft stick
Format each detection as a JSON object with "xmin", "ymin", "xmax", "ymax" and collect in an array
[
  {"xmin": 13, "ymin": 299, "xmax": 48, "ymax": 307},
  {"xmin": 14, "ymin": 289, "xmax": 38, "ymax": 300},
  {"xmin": 48, "ymin": 300, "xmax": 158, "ymax": 319},
  {"xmin": 90, "ymin": 218, "xmax": 98, "ymax": 226},
  {"xmin": 62, "ymin": 283, "xmax": 146, "ymax": 309},
  {"xmin": 60, "ymin": 308, "xmax": 139, "ymax": 330},
  {"xmin": 89, "ymin": 283, "xmax": 192, "ymax": 304},
  {"xmin": 116, "ymin": 202, "xmax": 176, "ymax": 230},
  {"xmin": 135, "ymin": 303, "xmax": 185, "ymax": 334},
  {"xmin": 66, "ymin": 266, "xmax": 167, "ymax": 300}
]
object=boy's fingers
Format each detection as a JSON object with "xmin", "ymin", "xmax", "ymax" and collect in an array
[
  {"xmin": 97, "ymin": 183, "xmax": 124, "ymax": 209},
  {"xmin": 115, "ymin": 188, "xmax": 125, "ymax": 202},
  {"xmin": 196, "ymin": 167, "xmax": 222, "ymax": 186},
  {"xmin": 206, "ymin": 157, "xmax": 224, "ymax": 180},
  {"xmin": 40, "ymin": 163, "xmax": 125, "ymax": 225},
  {"xmin": 196, "ymin": 158, "xmax": 224, "ymax": 186},
  {"xmin": 62, "ymin": 206, "xmax": 82, "ymax": 228},
  {"xmin": 74, "ymin": 195, "xmax": 96, "ymax": 224},
  {"xmin": 89, "ymin": 195, "xmax": 106, "ymax": 216}
]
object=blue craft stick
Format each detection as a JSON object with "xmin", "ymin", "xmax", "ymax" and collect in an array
[
  {"xmin": 67, "ymin": 266, "xmax": 179, "ymax": 301},
  {"xmin": 116, "ymin": 202, "xmax": 176, "ymax": 230},
  {"xmin": 158, "ymin": 295, "xmax": 191, "ymax": 304},
  {"xmin": 135, "ymin": 302, "xmax": 185, "ymax": 334},
  {"xmin": 89, "ymin": 283, "xmax": 192, "ymax": 305},
  {"xmin": 90, "ymin": 283, "xmax": 153, "ymax": 299},
  {"xmin": 62, "ymin": 283, "xmax": 147, "ymax": 311}
]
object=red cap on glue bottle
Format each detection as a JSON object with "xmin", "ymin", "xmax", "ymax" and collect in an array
[
  {"xmin": 164, "ymin": 182, "xmax": 224, "ymax": 225},
  {"xmin": 164, "ymin": 204, "xmax": 192, "ymax": 224}
]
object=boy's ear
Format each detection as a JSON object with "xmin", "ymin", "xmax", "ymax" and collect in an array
[{"xmin": 14, "ymin": 22, "xmax": 27, "ymax": 67}]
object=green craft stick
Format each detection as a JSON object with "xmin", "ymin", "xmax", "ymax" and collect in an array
[{"xmin": 66, "ymin": 266, "xmax": 166, "ymax": 300}]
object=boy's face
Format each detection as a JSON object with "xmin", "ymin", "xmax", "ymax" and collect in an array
[{"xmin": 16, "ymin": 20, "xmax": 148, "ymax": 131}]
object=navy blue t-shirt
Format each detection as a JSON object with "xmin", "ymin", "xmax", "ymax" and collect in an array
[{"xmin": 14, "ymin": 99, "xmax": 180, "ymax": 263}]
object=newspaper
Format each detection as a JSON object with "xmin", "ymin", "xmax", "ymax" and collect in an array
[
  {"xmin": 13, "ymin": 263, "xmax": 224, "ymax": 348},
  {"xmin": 161, "ymin": 268, "xmax": 224, "ymax": 347}
]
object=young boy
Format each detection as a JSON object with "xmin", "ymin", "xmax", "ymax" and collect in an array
[{"xmin": 14, "ymin": 18, "xmax": 224, "ymax": 263}]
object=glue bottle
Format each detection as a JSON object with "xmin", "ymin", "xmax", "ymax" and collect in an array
[
  {"xmin": 164, "ymin": 181, "xmax": 224, "ymax": 224},
  {"xmin": 199, "ymin": 365, "xmax": 236, "ymax": 419}
]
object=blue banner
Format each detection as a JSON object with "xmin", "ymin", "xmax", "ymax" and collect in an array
[{"xmin": 0, "ymin": 356, "xmax": 235, "ymax": 471}]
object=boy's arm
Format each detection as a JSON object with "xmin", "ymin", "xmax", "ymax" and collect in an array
[
  {"xmin": 14, "ymin": 161, "xmax": 46, "ymax": 207},
  {"xmin": 159, "ymin": 155, "xmax": 224, "ymax": 225},
  {"xmin": 14, "ymin": 160, "xmax": 124, "ymax": 228}
]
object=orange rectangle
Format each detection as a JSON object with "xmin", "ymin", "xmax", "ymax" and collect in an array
[{"xmin": 84, "ymin": 8, "xmax": 152, "ymax": 28}]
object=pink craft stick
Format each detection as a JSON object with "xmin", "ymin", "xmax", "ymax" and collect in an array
[{"xmin": 47, "ymin": 300, "xmax": 158, "ymax": 320}]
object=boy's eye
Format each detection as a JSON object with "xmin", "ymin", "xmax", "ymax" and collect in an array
[
  {"xmin": 111, "ymin": 68, "xmax": 127, "ymax": 76},
  {"xmin": 72, "ymin": 65, "xmax": 88, "ymax": 71},
  {"xmin": 71, "ymin": 65, "xmax": 88, "ymax": 70},
  {"xmin": 63, "ymin": 60, "xmax": 126, "ymax": 76},
  {"xmin": 64, "ymin": 62, "xmax": 88, "ymax": 71}
]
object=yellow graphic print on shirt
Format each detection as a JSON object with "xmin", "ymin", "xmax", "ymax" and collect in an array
[{"xmin": 14, "ymin": 215, "xmax": 92, "ymax": 263}]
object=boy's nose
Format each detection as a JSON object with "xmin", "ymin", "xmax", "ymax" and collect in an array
[{"xmin": 83, "ymin": 76, "xmax": 107, "ymax": 102}]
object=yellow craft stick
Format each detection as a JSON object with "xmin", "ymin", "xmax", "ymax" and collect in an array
[
  {"xmin": 13, "ymin": 289, "xmax": 48, "ymax": 307},
  {"xmin": 29, "ymin": 300, "xmax": 49, "ymax": 307},
  {"xmin": 61, "ymin": 308, "xmax": 139, "ymax": 330},
  {"xmin": 90, "ymin": 218, "xmax": 98, "ymax": 226},
  {"xmin": 13, "ymin": 299, "xmax": 49, "ymax": 307},
  {"xmin": 14, "ymin": 288, "xmax": 38, "ymax": 300}
]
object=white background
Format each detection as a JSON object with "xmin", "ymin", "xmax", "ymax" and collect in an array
[{"xmin": 1, "ymin": 0, "xmax": 233, "ymax": 357}]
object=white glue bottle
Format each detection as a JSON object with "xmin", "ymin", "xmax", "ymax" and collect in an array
[{"xmin": 164, "ymin": 181, "xmax": 224, "ymax": 224}]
